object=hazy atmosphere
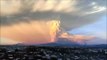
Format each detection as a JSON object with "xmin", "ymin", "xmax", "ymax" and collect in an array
[{"xmin": 0, "ymin": 0, "xmax": 106, "ymax": 45}]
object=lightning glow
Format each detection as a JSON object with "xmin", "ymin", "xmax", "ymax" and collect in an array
[{"xmin": 48, "ymin": 20, "xmax": 60, "ymax": 42}]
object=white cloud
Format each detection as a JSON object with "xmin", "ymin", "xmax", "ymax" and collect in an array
[{"xmin": 85, "ymin": 6, "xmax": 106, "ymax": 14}]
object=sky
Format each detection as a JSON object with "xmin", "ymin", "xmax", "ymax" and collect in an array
[
  {"xmin": 0, "ymin": 0, "xmax": 106, "ymax": 45},
  {"xmin": 70, "ymin": 16, "xmax": 106, "ymax": 44}
]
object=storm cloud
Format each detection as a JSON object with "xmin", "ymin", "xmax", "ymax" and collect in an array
[{"xmin": 0, "ymin": 0, "xmax": 106, "ymax": 30}]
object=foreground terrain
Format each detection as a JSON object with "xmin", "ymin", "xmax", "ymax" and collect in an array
[{"xmin": 0, "ymin": 46, "xmax": 107, "ymax": 60}]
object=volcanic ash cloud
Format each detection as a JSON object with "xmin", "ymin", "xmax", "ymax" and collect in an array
[{"xmin": 0, "ymin": 20, "xmax": 60, "ymax": 44}]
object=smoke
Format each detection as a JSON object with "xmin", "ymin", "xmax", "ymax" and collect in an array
[
  {"xmin": 0, "ymin": 0, "xmax": 21, "ymax": 16},
  {"xmin": 57, "ymin": 32, "xmax": 94, "ymax": 44},
  {"xmin": 0, "ymin": 19, "xmax": 94, "ymax": 44},
  {"xmin": 0, "ymin": 0, "xmax": 106, "ymax": 44},
  {"xmin": 0, "ymin": 20, "xmax": 61, "ymax": 44},
  {"xmin": 0, "ymin": 0, "xmax": 106, "ymax": 30}
]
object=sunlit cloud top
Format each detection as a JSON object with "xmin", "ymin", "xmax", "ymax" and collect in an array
[
  {"xmin": 0, "ymin": 0, "xmax": 106, "ymax": 16},
  {"xmin": 0, "ymin": 0, "xmax": 106, "ymax": 30}
]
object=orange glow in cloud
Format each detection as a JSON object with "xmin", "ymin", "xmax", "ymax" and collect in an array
[
  {"xmin": 0, "ymin": 20, "xmax": 60, "ymax": 44},
  {"xmin": 0, "ymin": 19, "xmax": 94, "ymax": 45},
  {"xmin": 59, "ymin": 32, "xmax": 94, "ymax": 43},
  {"xmin": 48, "ymin": 20, "xmax": 60, "ymax": 42}
]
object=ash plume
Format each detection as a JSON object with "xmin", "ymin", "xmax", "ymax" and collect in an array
[
  {"xmin": 0, "ymin": 0, "xmax": 106, "ymax": 44},
  {"xmin": 0, "ymin": 0, "xmax": 106, "ymax": 30}
]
